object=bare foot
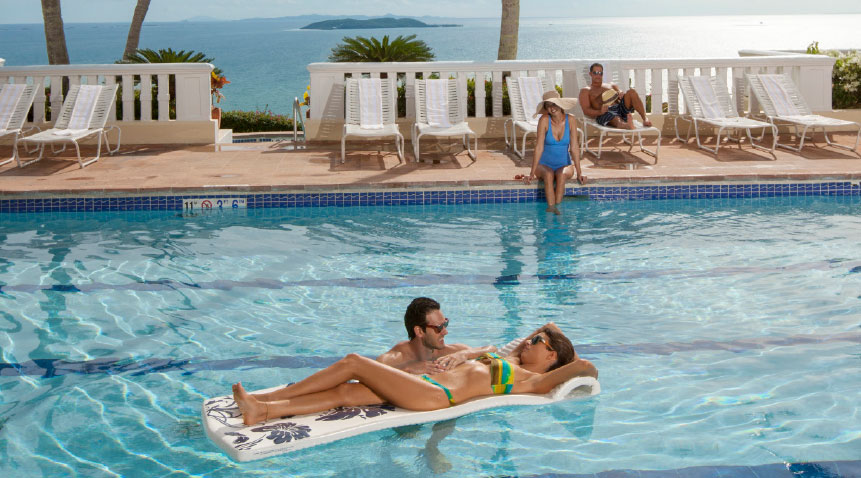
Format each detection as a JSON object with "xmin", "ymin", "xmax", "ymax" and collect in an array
[
  {"xmin": 643, "ymin": 119, "xmax": 653, "ymax": 127},
  {"xmin": 546, "ymin": 205, "xmax": 561, "ymax": 215},
  {"xmin": 233, "ymin": 382, "xmax": 270, "ymax": 426}
]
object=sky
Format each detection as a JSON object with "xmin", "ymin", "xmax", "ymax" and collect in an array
[{"xmin": 1, "ymin": 0, "xmax": 860, "ymax": 24}]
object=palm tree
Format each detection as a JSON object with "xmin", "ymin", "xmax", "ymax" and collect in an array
[
  {"xmin": 120, "ymin": 47, "xmax": 223, "ymax": 75},
  {"xmin": 497, "ymin": 0, "xmax": 520, "ymax": 60},
  {"xmin": 40, "ymin": 0, "xmax": 69, "ymax": 64},
  {"xmin": 328, "ymin": 34, "xmax": 434, "ymax": 62},
  {"xmin": 123, "ymin": 0, "xmax": 151, "ymax": 61}
]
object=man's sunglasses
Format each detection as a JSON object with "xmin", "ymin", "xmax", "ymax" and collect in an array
[
  {"xmin": 591, "ymin": 70, "xmax": 604, "ymax": 76},
  {"xmin": 424, "ymin": 319, "xmax": 449, "ymax": 333},
  {"xmin": 531, "ymin": 334, "xmax": 554, "ymax": 351}
]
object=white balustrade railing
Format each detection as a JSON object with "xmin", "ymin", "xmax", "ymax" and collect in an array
[
  {"xmin": 308, "ymin": 54, "xmax": 836, "ymax": 123},
  {"xmin": 0, "ymin": 63, "xmax": 213, "ymax": 124}
]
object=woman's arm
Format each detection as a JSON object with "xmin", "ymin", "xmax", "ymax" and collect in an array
[
  {"xmin": 522, "ymin": 358, "xmax": 598, "ymax": 395},
  {"xmin": 568, "ymin": 115, "xmax": 585, "ymax": 184},
  {"xmin": 523, "ymin": 115, "xmax": 549, "ymax": 184}
]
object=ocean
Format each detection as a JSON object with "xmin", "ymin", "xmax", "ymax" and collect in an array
[{"xmin": 1, "ymin": 14, "xmax": 859, "ymax": 114}]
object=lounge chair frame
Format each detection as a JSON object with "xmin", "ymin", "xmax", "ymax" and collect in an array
[
  {"xmin": 505, "ymin": 76, "xmax": 550, "ymax": 159},
  {"xmin": 412, "ymin": 79, "xmax": 477, "ymax": 162},
  {"xmin": 573, "ymin": 64, "xmax": 660, "ymax": 164},
  {"xmin": 342, "ymin": 78, "xmax": 404, "ymax": 163},
  {"xmin": 676, "ymin": 75, "xmax": 777, "ymax": 159},
  {"xmin": 21, "ymin": 84, "xmax": 121, "ymax": 169},
  {"xmin": 746, "ymin": 73, "xmax": 860, "ymax": 157},
  {"xmin": 0, "ymin": 83, "xmax": 40, "ymax": 167}
]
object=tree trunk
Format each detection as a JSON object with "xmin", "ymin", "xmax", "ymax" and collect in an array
[
  {"xmin": 123, "ymin": 0, "xmax": 151, "ymax": 61},
  {"xmin": 497, "ymin": 0, "xmax": 520, "ymax": 60},
  {"xmin": 41, "ymin": 0, "xmax": 70, "ymax": 65}
]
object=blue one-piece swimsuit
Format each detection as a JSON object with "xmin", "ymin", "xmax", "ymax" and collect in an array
[{"xmin": 539, "ymin": 115, "xmax": 572, "ymax": 171}]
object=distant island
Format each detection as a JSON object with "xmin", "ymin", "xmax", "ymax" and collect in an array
[{"xmin": 301, "ymin": 17, "xmax": 461, "ymax": 30}]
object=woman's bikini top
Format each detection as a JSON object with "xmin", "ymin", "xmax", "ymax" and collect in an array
[{"xmin": 476, "ymin": 353, "xmax": 514, "ymax": 395}]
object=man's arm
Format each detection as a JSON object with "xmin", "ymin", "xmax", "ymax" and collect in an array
[
  {"xmin": 433, "ymin": 343, "xmax": 498, "ymax": 371},
  {"xmin": 579, "ymin": 87, "xmax": 607, "ymax": 118},
  {"xmin": 376, "ymin": 347, "xmax": 445, "ymax": 375}
]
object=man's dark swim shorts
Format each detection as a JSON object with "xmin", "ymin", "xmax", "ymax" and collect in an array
[{"xmin": 596, "ymin": 99, "xmax": 631, "ymax": 127}]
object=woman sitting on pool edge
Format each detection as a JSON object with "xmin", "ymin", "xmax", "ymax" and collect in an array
[
  {"xmin": 521, "ymin": 90, "xmax": 585, "ymax": 215},
  {"xmin": 232, "ymin": 323, "xmax": 597, "ymax": 425}
]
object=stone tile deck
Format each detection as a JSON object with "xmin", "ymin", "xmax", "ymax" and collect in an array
[{"xmin": 1, "ymin": 134, "xmax": 859, "ymax": 196}]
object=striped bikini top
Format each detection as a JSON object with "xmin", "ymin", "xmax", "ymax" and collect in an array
[{"xmin": 476, "ymin": 352, "xmax": 514, "ymax": 395}]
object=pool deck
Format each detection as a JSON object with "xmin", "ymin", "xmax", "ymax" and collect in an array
[{"xmin": 0, "ymin": 133, "xmax": 859, "ymax": 196}]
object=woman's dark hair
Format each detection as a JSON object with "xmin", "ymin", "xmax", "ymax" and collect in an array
[
  {"xmin": 404, "ymin": 297, "xmax": 440, "ymax": 339},
  {"xmin": 543, "ymin": 327, "xmax": 575, "ymax": 371}
]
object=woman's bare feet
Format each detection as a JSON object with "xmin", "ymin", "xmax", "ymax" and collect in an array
[{"xmin": 233, "ymin": 382, "xmax": 271, "ymax": 426}]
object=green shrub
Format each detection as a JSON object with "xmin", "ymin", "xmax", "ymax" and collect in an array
[
  {"xmin": 221, "ymin": 109, "xmax": 299, "ymax": 133},
  {"xmin": 807, "ymin": 41, "xmax": 861, "ymax": 109}
]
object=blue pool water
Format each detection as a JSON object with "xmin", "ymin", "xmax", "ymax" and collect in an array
[{"xmin": 0, "ymin": 197, "xmax": 859, "ymax": 476}]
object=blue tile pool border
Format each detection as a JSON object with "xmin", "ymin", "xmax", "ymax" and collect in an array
[{"xmin": 1, "ymin": 181, "xmax": 859, "ymax": 213}]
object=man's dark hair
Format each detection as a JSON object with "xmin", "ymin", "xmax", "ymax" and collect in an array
[
  {"xmin": 543, "ymin": 327, "xmax": 575, "ymax": 371},
  {"xmin": 404, "ymin": 297, "xmax": 440, "ymax": 339},
  {"xmin": 589, "ymin": 62, "xmax": 603, "ymax": 73}
]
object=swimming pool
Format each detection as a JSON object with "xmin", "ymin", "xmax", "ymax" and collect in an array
[{"xmin": 1, "ymin": 197, "xmax": 859, "ymax": 477}]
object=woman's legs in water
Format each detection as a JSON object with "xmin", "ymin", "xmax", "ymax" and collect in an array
[
  {"xmin": 535, "ymin": 164, "xmax": 558, "ymax": 212},
  {"xmin": 233, "ymin": 354, "xmax": 449, "ymax": 425},
  {"xmin": 554, "ymin": 165, "xmax": 575, "ymax": 204}
]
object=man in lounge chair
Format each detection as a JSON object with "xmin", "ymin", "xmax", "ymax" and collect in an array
[
  {"xmin": 579, "ymin": 62, "xmax": 652, "ymax": 129},
  {"xmin": 377, "ymin": 297, "xmax": 495, "ymax": 374}
]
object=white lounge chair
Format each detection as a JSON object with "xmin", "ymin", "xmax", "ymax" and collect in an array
[
  {"xmin": 412, "ymin": 79, "xmax": 477, "ymax": 162},
  {"xmin": 573, "ymin": 64, "xmax": 660, "ymax": 163},
  {"xmin": 746, "ymin": 73, "xmax": 860, "ymax": 156},
  {"xmin": 342, "ymin": 78, "xmax": 404, "ymax": 163},
  {"xmin": 676, "ymin": 75, "xmax": 776, "ymax": 158},
  {"xmin": 21, "ymin": 84, "xmax": 120, "ymax": 169},
  {"xmin": 505, "ymin": 76, "xmax": 550, "ymax": 159},
  {"xmin": 0, "ymin": 83, "xmax": 40, "ymax": 167}
]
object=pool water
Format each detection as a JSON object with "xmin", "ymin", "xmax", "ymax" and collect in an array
[{"xmin": 0, "ymin": 197, "xmax": 859, "ymax": 476}]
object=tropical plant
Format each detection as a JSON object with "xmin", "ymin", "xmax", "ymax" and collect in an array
[
  {"xmin": 328, "ymin": 34, "xmax": 434, "ymax": 62},
  {"xmin": 221, "ymin": 108, "xmax": 298, "ymax": 133},
  {"xmin": 806, "ymin": 41, "xmax": 861, "ymax": 109},
  {"xmin": 123, "ymin": 0, "xmax": 151, "ymax": 61},
  {"xmin": 40, "ymin": 0, "xmax": 69, "ymax": 65},
  {"xmin": 498, "ymin": 0, "xmax": 520, "ymax": 60}
]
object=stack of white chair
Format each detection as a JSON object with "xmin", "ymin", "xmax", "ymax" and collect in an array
[
  {"xmin": 746, "ymin": 73, "xmax": 860, "ymax": 156},
  {"xmin": 21, "ymin": 84, "xmax": 120, "ymax": 169},
  {"xmin": 572, "ymin": 63, "xmax": 660, "ymax": 163},
  {"xmin": 676, "ymin": 75, "xmax": 776, "ymax": 158},
  {"xmin": 0, "ymin": 83, "xmax": 40, "ymax": 167},
  {"xmin": 412, "ymin": 79, "xmax": 476, "ymax": 162},
  {"xmin": 342, "ymin": 77, "xmax": 404, "ymax": 163},
  {"xmin": 505, "ymin": 76, "xmax": 550, "ymax": 159}
]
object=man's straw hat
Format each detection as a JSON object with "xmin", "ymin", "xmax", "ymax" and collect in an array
[
  {"xmin": 534, "ymin": 90, "xmax": 578, "ymax": 117},
  {"xmin": 601, "ymin": 89, "xmax": 620, "ymax": 105}
]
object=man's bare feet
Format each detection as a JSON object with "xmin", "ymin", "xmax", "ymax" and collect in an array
[
  {"xmin": 643, "ymin": 119, "xmax": 653, "ymax": 127},
  {"xmin": 233, "ymin": 382, "xmax": 271, "ymax": 426}
]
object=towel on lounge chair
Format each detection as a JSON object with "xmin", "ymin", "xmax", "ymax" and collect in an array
[
  {"xmin": 425, "ymin": 79, "xmax": 451, "ymax": 127},
  {"xmin": 358, "ymin": 78, "xmax": 384, "ymax": 130},
  {"xmin": 64, "ymin": 84, "xmax": 101, "ymax": 132},
  {"xmin": 518, "ymin": 77, "xmax": 544, "ymax": 126},
  {"xmin": 760, "ymin": 75, "xmax": 800, "ymax": 117},
  {"xmin": 690, "ymin": 76, "xmax": 724, "ymax": 119},
  {"xmin": 202, "ymin": 336, "xmax": 600, "ymax": 462},
  {"xmin": 0, "ymin": 84, "xmax": 26, "ymax": 130}
]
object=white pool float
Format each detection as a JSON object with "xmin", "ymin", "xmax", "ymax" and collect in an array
[{"xmin": 202, "ymin": 338, "xmax": 600, "ymax": 462}]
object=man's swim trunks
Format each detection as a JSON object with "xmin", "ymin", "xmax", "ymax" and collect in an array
[{"xmin": 595, "ymin": 96, "xmax": 632, "ymax": 127}]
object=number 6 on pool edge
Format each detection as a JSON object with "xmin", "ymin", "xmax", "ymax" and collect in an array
[{"xmin": 232, "ymin": 200, "xmax": 239, "ymax": 208}]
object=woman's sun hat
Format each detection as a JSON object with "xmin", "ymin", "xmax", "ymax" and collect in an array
[{"xmin": 534, "ymin": 90, "xmax": 578, "ymax": 117}]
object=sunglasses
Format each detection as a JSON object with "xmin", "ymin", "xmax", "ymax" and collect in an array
[
  {"xmin": 591, "ymin": 71, "xmax": 604, "ymax": 76},
  {"xmin": 424, "ymin": 318, "xmax": 449, "ymax": 333},
  {"xmin": 530, "ymin": 334, "xmax": 554, "ymax": 351}
]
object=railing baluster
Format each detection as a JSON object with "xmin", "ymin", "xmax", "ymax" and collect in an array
[
  {"xmin": 32, "ymin": 75, "xmax": 46, "ymax": 123},
  {"xmin": 122, "ymin": 74, "xmax": 134, "ymax": 122},
  {"xmin": 474, "ymin": 72, "xmax": 486, "ymax": 118},
  {"xmin": 49, "ymin": 75, "xmax": 63, "ymax": 122},
  {"xmin": 492, "ymin": 70, "xmax": 503, "ymax": 117},
  {"xmin": 140, "ymin": 75, "xmax": 152, "ymax": 121}
]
